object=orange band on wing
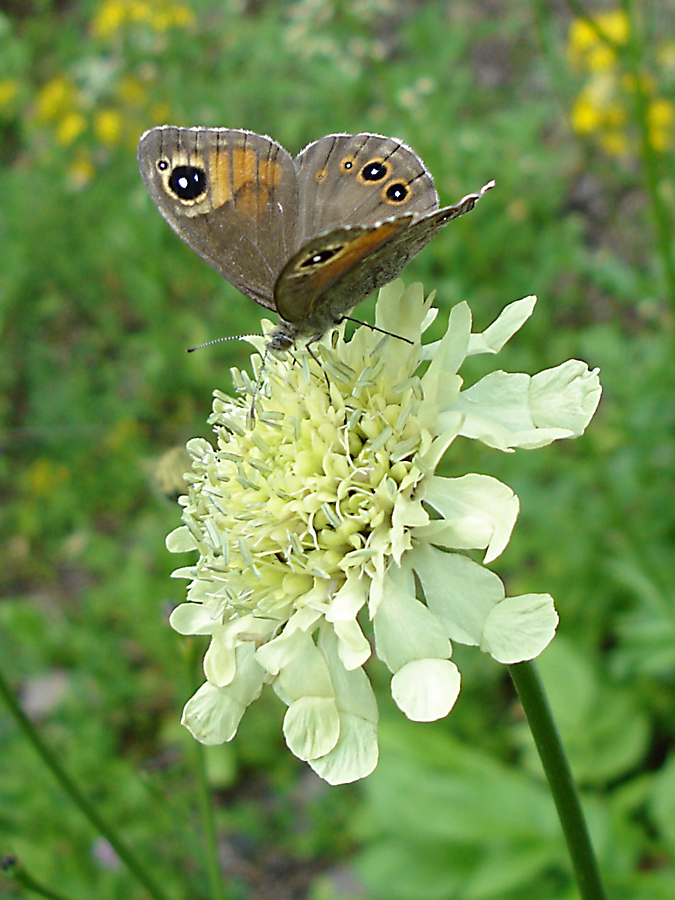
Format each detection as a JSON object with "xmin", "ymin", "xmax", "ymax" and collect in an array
[
  {"xmin": 206, "ymin": 146, "xmax": 284, "ymax": 216},
  {"xmin": 232, "ymin": 148, "xmax": 258, "ymax": 192},
  {"xmin": 208, "ymin": 149, "xmax": 234, "ymax": 208},
  {"xmin": 306, "ymin": 219, "xmax": 409, "ymax": 292}
]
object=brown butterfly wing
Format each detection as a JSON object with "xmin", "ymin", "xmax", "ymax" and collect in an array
[
  {"xmin": 293, "ymin": 133, "xmax": 439, "ymax": 240},
  {"xmin": 275, "ymin": 183, "xmax": 494, "ymax": 327},
  {"xmin": 138, "ymin": 126, "xmax": 298, "ymax": 309}
]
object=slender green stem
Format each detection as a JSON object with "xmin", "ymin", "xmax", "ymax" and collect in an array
[
  {"xmin": 564, "ymin": 0, "xmax": 622, "ymax": 50},
  {"xmin": 509, "ymin": 660, "xmax": 607, "ymax": 900},
  {"xmin": 0, "ymin": 663, "xmax": 173, "ymax": 900},
  {"xmin": 187, "ymin": 646, "xmax": 227, "ymax": 900},
  {"xmin": 564, "ymin": 0, "xmax": 675, "ymax": 308},
  {"xmin": 1, "ymin": 856, "xmax": 75, "ymax": 900},
  {"xmin": 620, "ymin": 0, "xmax": 675, "ymax": 310}
]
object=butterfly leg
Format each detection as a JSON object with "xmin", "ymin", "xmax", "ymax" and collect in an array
[{"xmin": 305, "ymin": 335, "xmax": 331, "ymax": 393}]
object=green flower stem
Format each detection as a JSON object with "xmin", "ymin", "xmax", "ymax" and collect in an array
[
  {"xmin": 1, "ymin": 856, "xmax": 76, "ymax": 900},
  {"xmin": 508, "ymin": 660, "xmax": 607, "ymax": 900},
  {"xmin": 0, "ymin": 663, "xmax": 172, "ymax": 900},
  {"xmin": 620, "ymin": 0, "xmax": 675, "ymax": 311},
  {"xmin": 187, "ymin": 646, "xmax": 228, "ymax": 900},
  {"xmin": 565, "ymin": 0, "xmax": 675, "ymax": 309},
  {"xmin": 191, "ymin": 740, "xmax": 227, "ymax": 900}
]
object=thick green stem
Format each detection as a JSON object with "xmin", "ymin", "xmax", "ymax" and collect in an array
[
  {"xmin": 509, "ymin": 660, "xmax": 607, "ymax": 900},
  {"xmin": 0, "ymin": 663, "xmax": 173, "ymax": 900}
]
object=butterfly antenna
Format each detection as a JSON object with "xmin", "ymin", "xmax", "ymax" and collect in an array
[
  {"xmin": 187, "ymin": 334, "xmax": 260, "ymax": 352},
  {"xmin": 341, "ymin": 316, "xmax": 414, "ymax": 344}
]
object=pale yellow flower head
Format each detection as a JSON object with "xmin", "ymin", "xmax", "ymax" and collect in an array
[{"xmin": 168, "ymin": 281, "xmax": 602, "ymax": 784}]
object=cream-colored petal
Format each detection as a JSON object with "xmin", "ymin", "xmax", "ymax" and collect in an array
[
  {"xmin": 203, "ymin": 629, "xmax": 238, "ymax": 687},
  {"xmin": 467, "ymin": 295, "xmax": 537, "ymax": 357},
  {"xmin": 334, "ymin": 618, "xmax": 372, "ymax": 670},
  {"xmin": 284, "ymin": 695, "xmax": 340, "ymax": 760},
  {"xmin": 448, "ymin": 371, "xmax": 574, "ymax": 450},
  {"xmin": 308, "ymin": 712, "xmax": 379, "ymax": 784},
  {"xmin": 481, "ymin": 593, "xmax": 558, "ymax": 663},
  {"xmin": 391, "ymin": 658, "xmax": 461, "ymax": 721},
  {"xmin": 411, "ymin": 544, "xmax": 504, "ymax": 646},
  {"xmin": 373, "ymin": 564, "xmax": 451, "ymax": 672},
  {"xmin": 182, "ymin": 646, "xmax": 265, "ymax": 744},
  {"xmin": 169, "ymin": 602, "xmax": 219, "ymax": 635},
  {"xmin": 530, "ymin": 361, "xmax": 602, "ymax": 436},
  {"xmin": 166, "ymin": 525, "xmax": 197, "ymax": 553},
  {"xmin": 415, "ymin": 474, "xmax": 519, "ymax": 562}
]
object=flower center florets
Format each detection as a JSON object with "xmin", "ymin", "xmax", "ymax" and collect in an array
[{"xmin": 186, "ymin": 339, "xmax": 424, "ymax": 621}]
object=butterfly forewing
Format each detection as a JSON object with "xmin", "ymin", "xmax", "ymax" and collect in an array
[{"xmin": 138, "ymin": 127, "xmax": 299, "ymax": 308}]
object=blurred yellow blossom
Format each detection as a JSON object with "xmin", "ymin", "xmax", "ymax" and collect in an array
[
  {"xmin": 56, "ymin": 111, "xmax": 87, "ymax": 145},
  {"xmin": 92, "ymin": 0, "xmax": 195, "ymax": 39},
  {"xmin": 150, "ymin": 101, "xmax": 171, "ymax": 122},
  {"xmin": 36, "ymin": 77, "xmax": 80, "ymax": 122},
  {"xmin": 26, "ymin": 459, "xmax": 70, "ymax": 497},
  {"xmin": 568, "ymin": 10, "xmax": 629, "ymax": 71},
  {"xmin": 95, "ymin": 108, "xmax": 123, "ymax": 145},
  {"xmin": 0, "ymin": 78, "xmax": 19, "ymax": 111},
  {"xmin": 647, "ymin": 97, "xmax": 675, "ymax": 151},
  {"xmin": 599, "ymin": 131, "xmax": 630, "ymax": 157},
  {"xmin": 568, "ymin": 9, "xmax": 673, "ymax": 157}
]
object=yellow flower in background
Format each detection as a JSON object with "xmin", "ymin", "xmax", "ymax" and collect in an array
[
  {"xmin": 0, "ymin": 79, "xmax": 19, "ymax": 111},
  {"xmin": 568, "ymin": 9, "xmax": 673, "ymax": 156},
  {"xmin": 91, "ymin": 0, "xmax": 128, "ymax": 37},
  {"xmin": 92, "ymin": 0, "xmax": 194, "ymax": 39},
  {"xmin": 95, "ymin": 108, "xmax": 123, "ymax": 145},
  {"xmin": 56, "ymin": 110, "xmax": 87, "ymax": 145},
  {"xmin": 150, "ymin": 101, "xmax": 171, "ymax": 122},
  {"xmin": 35, "ymin": 76, "xmax": 80, "ymax": 122},
  {"xmin": 647, "ymin": 97, "xmax": 675, "ymax": 152},
  {"xmin": 25, "ymin": 459, "xmax": 70, "ymax": 497},
  {"xmin": 568, "ymin": 10, "xmax": 629, "ymax": 71},
  {"xmin": 152, "ymin": 2, "xmax": 194, "ymax": 31},
  {"xmin": 599, "ymin": 131, "xmax": 630, "ymax": 157}
]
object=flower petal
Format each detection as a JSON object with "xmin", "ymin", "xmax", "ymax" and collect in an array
[
  {"xmin": 375, "ymin": 279, "xmax": 430, "ymax": 341},
  {"xmin": 373, "ymin": 563, "xmax": 451, "ymax": 672},
  {"xmin": 447, "ymin": 369, "xmax": 586, "ymax": 450},
  {"xmin": 410, "ymin": 543, "xmax": 504, "ymax": 646},
  {"xmin": 391, "ymin": 658, "xmax": 461, "ymax": 721},
  {"xmin": 530, "ymin": 360, "xmax": 602, "ymax": 436},
  {"xmin": 181, "ymin": 645, "xmax": 265, "ymax": 744},
  {"xmin": 166, "ymin": 525, "xmax": 197, "ymax": 553},
  {"xmin": 204, "ymin": 629, "xmax": 236, "ymax": 687},
  {"xmin": 481, "ymin": 593, "xmax": 558, "ymax": 663},
  {"xmin": 415, "ymin": 474, "xmax": 519, "ymax": 563},
  {"xmin": 169, "ymin": 602, "xmax": 219, "ymax": 635},
  {"xmin": 284, "ymin": 695, "xmax": 340, "ymax": 760},
  {"xmin": 308, "ymin": 712, "xmax": 379, "ymax": 784},
  {"xmin": 467, "ymin": 295, "xmax": 537, "ymax": 357}
]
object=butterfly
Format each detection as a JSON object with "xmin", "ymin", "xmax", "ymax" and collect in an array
[{"xmin": 138, "ymin": 128, "xmax": 494, "ymax": 351}]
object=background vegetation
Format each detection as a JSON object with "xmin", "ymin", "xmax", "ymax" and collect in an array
[{"xmin": 1, "ymin": 1, "xmax": 673, "ymax": 898}]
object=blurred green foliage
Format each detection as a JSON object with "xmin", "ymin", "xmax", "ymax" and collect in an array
[{"xmin": 1, "ymin": 1, "xmax": 674, "ymax": 898}]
